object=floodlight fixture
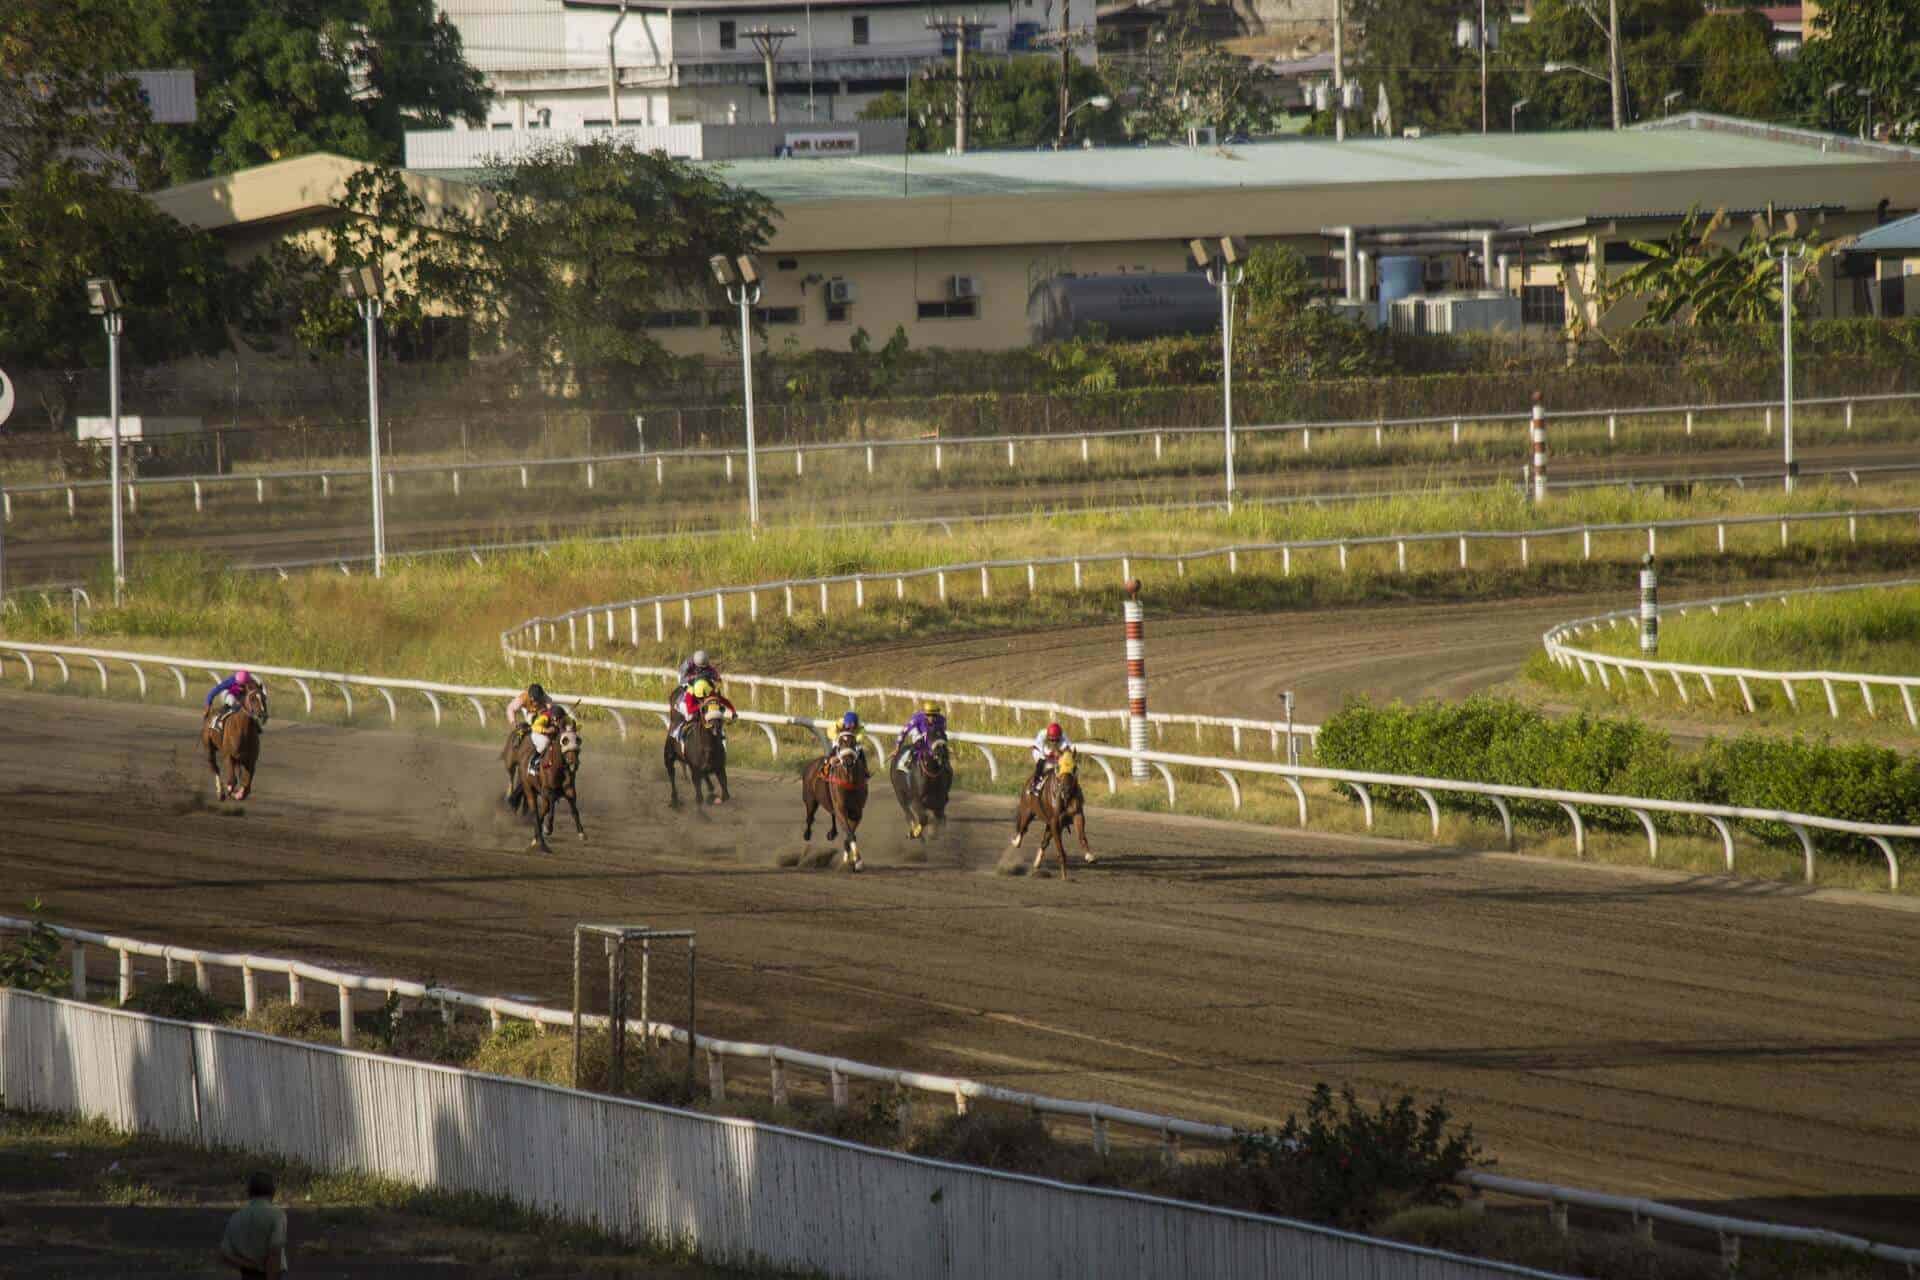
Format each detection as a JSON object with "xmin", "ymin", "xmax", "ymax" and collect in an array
[
  {"xmin": 86, "ymin": 277, "xmax": 123, "ymax": 315},
  {"xmin": 709, "ymin": 254, "xmax": 737, "ymax": 286},
  {"xmin": 338, "ymin": 264, "xmax": 382, "ymax": 301}
]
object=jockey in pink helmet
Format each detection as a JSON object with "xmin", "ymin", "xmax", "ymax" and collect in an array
[{"xmin": 1028, "ymin": 722, "xmax": 1070, "ymax": 794}]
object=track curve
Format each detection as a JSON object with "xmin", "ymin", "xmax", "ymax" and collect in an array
[{"xmin": 6, "ymin": 689, "xmax": 1918, "ymax": 1243}]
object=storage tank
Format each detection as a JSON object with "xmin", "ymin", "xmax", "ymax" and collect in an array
[
  {"xmin": 1027, "ymin": 273, "xmax": 1221, "ymax": 345},
  {"xmin": 1376, "ymin": 255, "xmax": 1425, "ymax": 327}
]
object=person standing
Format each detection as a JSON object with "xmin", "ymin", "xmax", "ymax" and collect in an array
[{"xmin": 218, "ymin": 1171, "xmax": 287, "ymax": 1279}]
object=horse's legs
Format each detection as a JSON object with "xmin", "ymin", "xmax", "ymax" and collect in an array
[
  {"xmin": 566, "ymin": 791, "xmax": 586, "ymax": 840},
  {"xmin": 663, "ymin": 740, "xmax": 681, "ymax": 807},
  {"xmin": 1053, "ymin": 818, "xmax": 1072, "ymax": 882},
  {"xmin": 1073, "ymin": 812, "xmax": 1095, "ymax": 864},
  {"xmin": 714, "ymin": 760, "xmax": 731, "ymax": 804},
  {"xmin": 802, "ymin": 785, "xmax": 818, "ymax": 842},
  {"xmin": 1010, "ymin": 798, "xmax": 1035, "ymax": 848},
  {"xmin": 205, "ymin": 740, "xmax": 226, "ymax": 800}
]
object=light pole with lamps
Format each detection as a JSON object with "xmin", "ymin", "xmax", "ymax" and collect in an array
[
  {"xmin": 1824, "ymin": 81, "xmax": 1848, "ymax": 131},
  {"xmin": 1189, "ymin": 236, "xmax": 1246, "ymax": 514},
  {"xmin": 710, "ymin": 254, "xmax": 764, "ymax": 527},
  {"xmin": 1857, "ymin": 85, "xmax": 1875, "ymax": 138},
  {"xmin": 1544, "ymin": 61, "xmax": 1618, "ymax": 126},
  {"xmin": 1057, "ymin": 94, "xmax": 1111, "ymax": 146},
  {"xmin": 1510, "ymin": 97, "xmax": 1531, "ymax": 131},
  {"xmin": 1662, "ymin": 89, "xmax": 1684, "ymax": 116},
  {"xmin": 339, "ymin": 266, "xmax": 387, "ymax": 577},
  {"xmin": 85, "ymin": 278, "xmax": 127, "ymax": 603}
]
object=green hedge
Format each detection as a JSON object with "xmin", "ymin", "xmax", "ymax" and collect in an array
[{"xmin": 1315, "ymin": 697, "xmax": 1919, "ymax": 858}]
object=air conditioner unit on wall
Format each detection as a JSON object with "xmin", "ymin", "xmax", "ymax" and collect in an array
[
  {"xmin": 827, "ymin": 279, "xmax": 857, "ymax": 304},
  {"xmin": 950, "ymin": 274, "xmax": 981, "ymax": 299}
]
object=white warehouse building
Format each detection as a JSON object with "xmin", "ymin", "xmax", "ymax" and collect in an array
[{"xmin": 437, "ymin": 0, "xmax": 1096, "ymax": 129}]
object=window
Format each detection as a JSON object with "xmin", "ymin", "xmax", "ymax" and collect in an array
[
  {"xmin": 719, "ymin": 20, "xmax": 736, "ymax": 49},
  {"xmin": 1602, "ymin": 240, "xmax": 1651, "ymax": 264},
  {"xmin": 706, "ymin": 308, "xmax": 734, "ymax": 327},
  {"xmin": 917, "ymin": 298, "xmax": 978, "ymax": 319},
  {"xmin": 755, "ymin": 306, "xmax": 801, "ymax": 325},
  {"xmin": 777, "ymin": 257, "xmax": 799, "ymax": 270},
  {"xmin": 491, "ymin": 121, "xmax": 512, "ymax": 131},
  {"xmin": 852, "ymin": 15, "xmax": 869, "ymax": 44},
  {"xmin": 826, "ymin": 301, "xmax": 851, "ymax": 323},
  {"xmin": 584, "ymin": 118, "xmax": 612, "ymax": 128},
  {"xmin": 1883, "ymin": 276, "xmax": 1907, "ymax": 318},
  {"xmin": 1521, "ymin": 284, "xmax": 1566, "ymax": 328},
  {"xmin": 642, "ymin": 309, "xmax": 705, "ymax": 329}
]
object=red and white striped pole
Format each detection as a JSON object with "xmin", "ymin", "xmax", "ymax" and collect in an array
[
  {"xmin": 1123, "ymin": 579, "xmax": 1149, "ymax": 781},
  {"xmin": 1530, "ymin": 391, "xmax": 1548, "ymax": 504}
]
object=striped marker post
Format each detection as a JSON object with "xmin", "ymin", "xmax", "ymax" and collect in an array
[
  {"xmin": 1639, "ymin": 554, "xmax": 1658, "ymax": 654},
  {"xmin": 1124, "ymin": 579, "xmax": 1149, "ymax": 781},
  {"xmin": 1530, "ymin": 391, "xmax": 1548, "ymax": 504}
]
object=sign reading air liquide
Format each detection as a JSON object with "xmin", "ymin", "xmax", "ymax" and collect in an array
[{"xmin": 784, "ymin": 132, "xmax": 859, "ymax": 158}]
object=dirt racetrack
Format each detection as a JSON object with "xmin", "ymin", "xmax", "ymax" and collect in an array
[{"xmin": 6, "ymin": 690, "xmax": 1918, "ymax": 1244}]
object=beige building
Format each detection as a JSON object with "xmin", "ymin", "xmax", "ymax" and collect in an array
[{"xmin": 152, "ymin": 113, "xmax": 1920, "ymax": 357}]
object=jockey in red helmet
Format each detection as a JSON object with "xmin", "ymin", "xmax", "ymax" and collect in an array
[{"xmin": 1028, "ymin": 721, "xmax": 1070, "ymax": 794}]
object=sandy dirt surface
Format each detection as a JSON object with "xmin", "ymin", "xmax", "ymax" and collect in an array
[
  {"xmin": 8, "ymin": 440, "xmax": 1914, "ymax": 584},
  {"xmin": 5, "ymin": 691, "xmax": 1917, "ymax": 1244}
]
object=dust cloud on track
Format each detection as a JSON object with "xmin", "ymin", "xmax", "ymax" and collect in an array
[{"xmin": 5, "ymin": 690, "xmax": 1917, "ymax": 1243}]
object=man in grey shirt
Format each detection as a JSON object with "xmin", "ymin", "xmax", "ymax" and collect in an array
[{"xmin": 218, "ymin": 1171, "xmax": 288, "ymax": 1278}]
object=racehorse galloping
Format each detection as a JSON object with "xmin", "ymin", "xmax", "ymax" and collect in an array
[
  {"xmin": 512, "ymin": 724, "xmax": 584, "ymax": 853},
  {"xmin": 1010, "ymin": 748, "xmax": 1094, "ymax": 880},
  {"xmin": 666, "ymin": 695, "xmax": 732, "ymax": 807},
  {"xmin": 202, "ymin": 684, "xmax": 269, "ymax": 802},
  {"xmin": 802, "ymin": 743, "xmax": 868, "ymax": 871},
  {"xmin": 890, "ymin": 734, "xmax": 952, "ymax": 840}
]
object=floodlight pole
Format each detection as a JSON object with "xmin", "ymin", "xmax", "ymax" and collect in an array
[
  {"xmin": 357, "ymin": 295, "xmax": 387, "ymax": 576},
  {"xmin": 1203, "ymin": 254, "xmax": 1246, "ymax": 514},
  {"xmin": 728, "ymin": 280, "xmax": 764, "ymax": 527},
  {"xmin": 104, "ymin": 310, "xmax": 125, "ymax": 604},
  {"xmin": 1781, "ymin": 248, "xmax": 1801, "ymax": 495}
]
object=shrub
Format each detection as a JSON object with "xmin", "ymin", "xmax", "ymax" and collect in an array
[
  {"xmin": 467, "ymin": 1023, "xmax": 696, "ymax": 1107},
  {"xmin": 1232, "ymin": 1085, "xmax": 1482, "ymax": 1230},
  {"xmin": 230, "ymin": 999, "xmax": 338, "ymax": 1045},
  {"xmin": 0, "ymin": 899, "xmax": 69, "ymax": 995},
  {"xmin": 122, "ymin": 981, "xmax": 226, "ymax": 1023},
  {"xmin": 1316, "ymin": 697, "xmax": 1920, "ymax": 860}
]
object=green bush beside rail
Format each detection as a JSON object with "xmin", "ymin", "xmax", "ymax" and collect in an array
[{"xmin": 1316, "ymin": 697, "xmax": 1920, "ymax": 858}]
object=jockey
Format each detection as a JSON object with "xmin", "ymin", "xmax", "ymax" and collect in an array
[
  {"xmin": 507, "ymin": 682, "xmax": 550, "ymax": 727},
  {"xmin": 893, "ymin": 700, "xmax": 947, "ymax": 771},
  {"xmin": 835, "ymin": 710, "xmax": 869, "ymax": 771},
  {"xmin": 1028, "ymin": 722, "xmax": 1071, "ymax": 794},
  {"xmin": 205, "ymin": 670, "xmax": 265, "ymax": 732},
  {"xmin": 527, "ymin": 709, "xmax": 557, "ymax": 773},
  {"xmin": 673, "ymin": 677, "xmax": 736, "ymax": 746},
  {"xmin": 670, "ymin": 649, "xmax": 722, "ymax": 721}
]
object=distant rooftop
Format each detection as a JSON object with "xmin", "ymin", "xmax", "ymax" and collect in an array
[
  {"xmin": 707, "ymin": 116, "xmax": 1907, "ymax": 205},
  {"xmin": 1849, "ymin": 211, "xmax": 1920, "ymax": 254}
]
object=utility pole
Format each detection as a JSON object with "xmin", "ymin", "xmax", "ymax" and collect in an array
[
  {"xmin": 745, "ymin": 26, "xmax": 796, "ymax": 124},
  {"xmin": 925, "ymin": 13, "xmax": 995, "ymax": 153},
  {"xmin": 1332, "ymin": 0, "xmax": 1346, "ymax": 141},
  {"xmin": 1606, "ymin": 0, "xmax": 1623, "ymax": 129},
  {"xmin": 1036, "ymin": 1, "xmax": 1093, "ymax": 149}
]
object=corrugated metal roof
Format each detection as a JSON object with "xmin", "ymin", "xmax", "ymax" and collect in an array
[
  {"xmin": 712, "ymin": 126, "xmax": 1890, "ymax": 204},
  {"xmin": 1848, "ymin": 212, "xmax": 1920, "ymax": 253}
]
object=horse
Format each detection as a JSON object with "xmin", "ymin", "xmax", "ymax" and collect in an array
[
  {"xmin": 1010, "ymin": 748, "xmax": 1094, "ymax": 880},
  {"xmin": 889, "ymin": 734, "xmax": 952, "ymax": 840},
  {"xmin": 509, "ymin": 722, "xmax": 584, "ymax": 853},
  {"xmin": 802, "ymin": 742, "xmax": 868, "ymax": 871},
  {"xmin": 666, "ymin": 695, "xmax": 731, "ymax": 807},
  {"xmin": 201, "ymin": 684, "xmax": 269, "ymax": 802}
]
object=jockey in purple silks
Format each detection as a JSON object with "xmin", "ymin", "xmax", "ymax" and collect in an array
[{"xmin": 893, "ymin": 701, "xmax": 947, "ymax": 771}]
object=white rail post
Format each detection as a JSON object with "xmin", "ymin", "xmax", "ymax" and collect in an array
[
  {"xmin": 1530, "ymin": 391, "xmax": 1548, "ymax": 504},
  {"xmin": 71, "ymin": 944, "xmax": 87, "ymax": 999},
  {"xmin": 338, "ymin": 985, "xmax": 355, "ymax": 1047},
  {"xmin": 1124, "ymin": 580, "xmax": 1150, "ymax": 782},
  {"xmin": 1640, "ymin": 554, "xmax": 1658, "ymax": 654}
]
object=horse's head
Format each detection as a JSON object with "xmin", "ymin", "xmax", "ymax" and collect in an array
[
  {"xmin": 245, "ymin": 684, "xmax": 270, "ymax": 725},
  {"xmin": 925, "ymin": 736, "xmax": 950, "ymax": 772},
  {"xmin": 833, "ymin": 742, "xmax": 859, "ymax": 769},
  {"xmin": 700, "ymin": 696, "xmax": 727, "ymax": 729},
  {"xmin": 559, "ymin": 725, "xmax": 582, "ymax": 764}
]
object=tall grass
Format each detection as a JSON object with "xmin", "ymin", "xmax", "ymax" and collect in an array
[{"xmin": 1581, "ymin": 585, "xmax": 1920, "ymax": 677}]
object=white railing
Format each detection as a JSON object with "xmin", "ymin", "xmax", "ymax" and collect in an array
[
  {"xmin": 3, "ymin": 991, "xmax": 1548, "ymax": 1280},
  {"xmin": 8, "ymin": 941, "xmax": 1917, "ymax": 1271},
  {"xmin": 4, "ymin": 637, "xmax": 1913, "ymax": 891},
  {"xmin": 6, "ymin": 387, "xmax": 1915, "ymax": 520},
  {"xmin": 1543, "ymin": 577, "xmax": 1920, "ymax": 726},
  {"xmin": 499, "ymin": 503, "xmax": 1920, "ymax": 759}
]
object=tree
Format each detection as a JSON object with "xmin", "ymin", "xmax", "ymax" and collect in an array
[
  {"xmin": 860, "ymin": 56, "xmax": 1122, "ymax": 152},
  {"xmin": 1684, "ymin": 11, "xmax": 1784, "ymax": 120},
  {"xmin": 1497, "ymin": 0, "xmax": 1703, "ymax": 131},
  {"xmin": 128, "ymin": 0, "xmax": 491, "ymax": 181},
  {"xmin": 1343, "ymin": 0, "xmax": 1478, "ymax": 134},
  {"xmin": 1604, "ymin": 206, "xmax": 1832, "ymax": 326},
  {"xmin": 1108, "ymin": 14, "xmax": 1282, "ymax": 141},
  {"xmin": 1785, "ymin": 0, "xmax": 1920, "ymax": 137},
  {"xmin": 0, "ymin": 0, "xmax": 236, "ymax": 420},
  {"xmin": 459, "ymin": 141, "xmax": 777, "ymax": 400}
]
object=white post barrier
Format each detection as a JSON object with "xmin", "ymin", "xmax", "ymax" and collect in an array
[
  {"xmin": 1123, "ymin": 581, "xmax": 1149, "ymax": 782},
  {"xmin": 1640, "ymin": 555, "xmax": 1658, "ymax": 654},
  {"xmin": 1530, "ymin": 392, "xmax": 1548, "ymax": 504}
]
